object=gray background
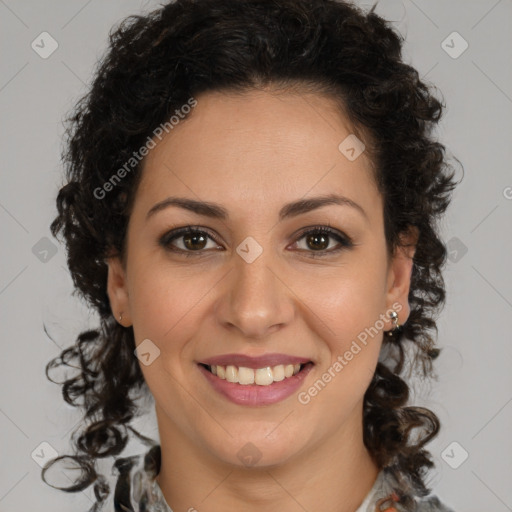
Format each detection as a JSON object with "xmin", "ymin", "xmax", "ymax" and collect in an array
[{"xmin": 1, "ymin": 0, "xmax": 511, "ymax": 511}]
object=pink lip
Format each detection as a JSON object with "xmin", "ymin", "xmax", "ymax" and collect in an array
[
  {"xmin": 197, "ymin": 362, "xmax": 314, "ymax": 406},
  {"xmin": 199, "ymin": 353, "xmax": 312, "ymax": 369}
]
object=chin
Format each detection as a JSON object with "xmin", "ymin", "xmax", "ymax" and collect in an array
[{"xmin": 206, "ymin": 433, "xmax": 304, "ymax": 470}]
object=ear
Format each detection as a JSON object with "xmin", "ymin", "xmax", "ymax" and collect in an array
[
  {"xmin": 106, "ymin": 253, "xmax": 131, "ymax": 326},
  {"xmin": 384, "ymin": 226, "xmax": 418, "ymax": 326}
]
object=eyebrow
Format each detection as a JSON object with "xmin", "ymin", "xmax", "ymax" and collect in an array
[{"xmin": 146, "ymin": 193, "xmax": 368, "ymax": 222}]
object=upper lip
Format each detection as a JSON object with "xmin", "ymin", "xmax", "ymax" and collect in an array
[{"xmin": 199, "ymin": 353, "xmax": 312, "ymax": 369}]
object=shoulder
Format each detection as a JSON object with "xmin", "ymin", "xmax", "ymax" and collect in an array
[
  {"xmin": 415, "ymin": 494, "xmax": 456, "ymax": 512},
  {"xmin": 111, "ymin": 444, "xmax": 162, "ymax": 510},
  {"xmin": 373, "ymin": 469, "xmax": 456, "ymax": 512}
]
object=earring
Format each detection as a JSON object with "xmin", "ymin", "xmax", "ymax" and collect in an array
[
  {"xmin": 386, "ymin": 310, "xmax": 400, "ymax": 336},
  {"xmin": 119, "ymin": 313, "xmax": 123, "ymax": 322}
]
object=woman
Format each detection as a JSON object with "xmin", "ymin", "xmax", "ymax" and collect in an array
[{"xmin": 43, "ymin": 0, "xmax": 461, "ymax": 510}]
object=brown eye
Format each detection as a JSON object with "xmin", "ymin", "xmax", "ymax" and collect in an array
[
  {"xmin": 181, "ymin": 232, "xmax": 208, "ymax": 250},
  {"xmin": 304, "ymin": 232, "xmax": 330, "ymax": 251},
  {"xmin": 293, "ymin": 226, "xmax": 353, "ymax": 258},
  {"xmin": 159, "ymin": 226, "xmax": 221, "ymax": 256},
  {"xmin": 159, "ymin": 224, "xmax": 353, "ymax": 259}
]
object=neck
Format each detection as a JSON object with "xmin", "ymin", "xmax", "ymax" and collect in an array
[{"xmin": 155, "ymin": 399, "xmax": 379, "ymax": 512}]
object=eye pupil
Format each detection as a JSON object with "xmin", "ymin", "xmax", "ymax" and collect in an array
[
  {"xmin": 307, "ymin": 233, "xmax": 329, "ymax": 251},
  {"xmin": 184, "ymin": 233, "xmax": 207, "ymax": 250}
]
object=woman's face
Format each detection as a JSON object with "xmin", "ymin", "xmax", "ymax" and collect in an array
[{"xmin": 107, "ymin": 88, "xmax": 415, "ymax": 468}]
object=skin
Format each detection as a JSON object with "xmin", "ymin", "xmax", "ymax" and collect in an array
[{"xmin": 107, "ymin": 87, "xmax": 417, "ymax": 512}]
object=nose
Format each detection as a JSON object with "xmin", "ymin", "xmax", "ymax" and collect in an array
[{"xmin": 215, "ymin": 247, "xmax": 295, "ymax": 340}]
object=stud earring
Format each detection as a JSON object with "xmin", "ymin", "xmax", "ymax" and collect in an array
[
  {"xmin": 119, "ymin": 313, "xmax": 123, "ymax": 322},
  {"xmin": 386, "ymin": 310, "xmax": 400, "ymax": 336}
]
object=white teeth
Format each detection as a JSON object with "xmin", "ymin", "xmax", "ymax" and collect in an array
[
  {"xmin": 206, "ymin": 362, "xmax": 306, "ymax": 386},
  {"xmin": 225, "ymin": 365, "xmax": 238, "ymax": 383},
  {"xmin": 238, "ymin": 366, "xmax": 254, "ymax": 385},
  {"xmin": 272, "ymin": 364, "xmax": 285, "ymax": 382},
  {"xmin": 255, "ymin": 367, "xmax": 273, "ymax": 386},
  {"xmin": 216, "ymin": 365, "xmax": 226, "ymax": 379}
]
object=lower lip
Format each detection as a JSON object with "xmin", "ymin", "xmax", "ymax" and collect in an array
[{"xmin": 198, "ymin": 363, "xmax": 314, "ymax": 406}]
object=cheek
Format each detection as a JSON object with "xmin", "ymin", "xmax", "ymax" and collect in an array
[
  {"xmin": 297, "ymin": 275, "xmax": 384, "ymax": 414},
  {"xmin": 127, "ymin": 258, "xmax": 215, "ymax": 353},
  {"xmin": 293, "ymin": 258, "xmax": 388, "ymax": 342},
  {"xmin": 290, "ymin": 256, "xmax": 388, "ymax": 403},
  {"xmin": 127, "ymin": 262, "xmax": 206, "ymax": 399}
]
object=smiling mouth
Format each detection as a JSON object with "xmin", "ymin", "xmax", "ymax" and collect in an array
[{"xmin": 198, "ymin": 362, "xmax": 313, "ymax": 386}]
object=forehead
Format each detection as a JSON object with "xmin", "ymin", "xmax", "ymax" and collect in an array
[{"xmin": 134, "ymin": 89, "xmax": 381, "ymax": 224}]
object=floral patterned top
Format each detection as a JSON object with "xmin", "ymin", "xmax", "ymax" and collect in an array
[{"xmin": 109, "ymin": 445, "xmax": 456, "ymax": 512}]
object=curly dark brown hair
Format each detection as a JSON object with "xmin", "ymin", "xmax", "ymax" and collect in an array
[{"xmin": 43, "ymin": 0, "xmax": 461, "ymax": 510}]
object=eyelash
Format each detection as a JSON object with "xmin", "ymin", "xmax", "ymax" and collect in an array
[{"xmin": 159, "ymin": 224, "xmax": 354, "ymax": 259}]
